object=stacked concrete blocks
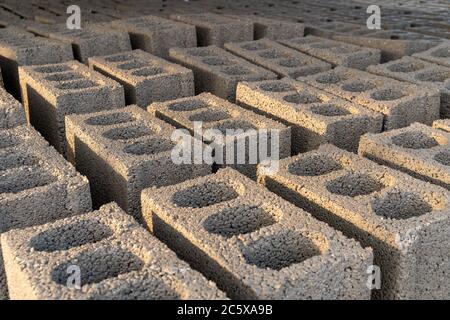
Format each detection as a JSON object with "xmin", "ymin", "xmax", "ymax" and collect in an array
[
  {"xmin": 413, "ymin": 42, "xmax": 450, "ymax": 68},
  {"xmin": 0, "ymin": 86, "xmax": 25, "ymax": 129},
  {"xmin": 65, "ymin": 105, "xmax": 211, "ymax": 221},
  {"xmin": 170, "ymin": 13, "xmax": 253, "ymax": 47},
  {"xmin": 111, "ymin": 15, "xmax": 196, "ymax": 58},
  {"xmin": 279, "ymin": 35, "xmax": 381, "ymax": 70},
  {"xmin": 258, "ymin": 144, "xmax": 450, "ymax": 299},
  {"xmin": 367, "ymin": 57, "xmax": 450, "ymax": 118},
  {"xmin": 169, "ymin": 46, "xmax": 277, "ymax": 101},
  {"xmin": 236, "ymin": 78, "xmax": 382, "ymax": 153},
  {"xmin": 298, "ymin": 67, "xmax": 440, "ymax": 130},
  {"xmin": 141, "ymin": 168, "xmax": 373, "ymax": 299},
  {"xmin": 1, "ymin": 202, "xmax": 226, "ymax": 300},
  {"xmin": 19, "ymin": 61, "xmax": 125, "ymax": 155},
  {"xmin": 359, "ymin": 123, "xmax": 450, "ymax": 190},
  {"xmin": 224, "ymin": 39, "xmax": 331, "ymax": 78},
  {"xmin": 149, "ymin": 92, "xmax": 291, "ymax": 178},
  {"xmin": 88, "ymin": 49, "xmax": 194, "ymax": 107}
]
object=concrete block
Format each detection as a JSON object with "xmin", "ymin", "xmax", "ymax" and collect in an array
[
  {"xmin": 224, "ymin": 39, "xmax": 331, "ymax": 78},
  {"xmin": 279, "ymin": 36, "xmax": 381, "ymax": 70},
  {"xmin": 141, "ymin": 168, "xmax": 373, "ymax": 300},
  {"xmin": 236, "ymin": 78, "xmax": 382, "ymax": 153},
  {"xmin": 0, "ymin": 30, "xmax": 73, "ymax": 98},
  {"xmin": 111, "ymin": 15, "xmax": 196, "ymax": 58},
  {"xmin": 304, "ymin": 21, "xmax": 367, "ymax": 38},
  {"xmin": 298, "ymin": 67, "xmax": 440, "ymax": 130},
  {"xmin": 433, "ymin": 119, "xmax": 450, "ymax": 132},
  {"xmin": 0, "ymin": 86, "xmax": 25, "ymax": 129},
  {"xmin": 1, "ymin": 202, "xmax": 225, "ymax": 300},
  {"xmin": 19, "ymin": 61, "xmax": 125, "ymax": 155},
  {"xmin": 65, "ymin": 105, "xmax": 211, "ymax": 221},
  {"xmin": 0, "ymin": 125, "xmax": 91, "ymax": 233},
  {"xmin": 0, "ymin": 245, "xmax": 6, "ymax": 300},
  {"xmin": 170, "ymin": 13, "xmax": 253, "ymax": 47},
  {"xmin": 258, "ymin": 143, "xmax": 450, "ymax": 299},
  {"xmin": 149, "ymin": 92, "xmax": 291, "ymax": 178},
  {"xmin": 367, "ymin": 57, "xmax": 450, "ymax": 118},
  {"xmin": 88, "ymin": 49, "xmax": 194, "ymax": 107},
  {"xmin": 413, "ymin": 43, "xmax": 450, "ymax": 68},
  {"xmin": 169, "ymin": 46, "xmax": 277, "ymax": 101},
  {"xmin": 359, "ymin": 123, "xmax": 450, "ymax": 190}
]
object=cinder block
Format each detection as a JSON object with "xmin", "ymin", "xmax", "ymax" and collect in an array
[
  {"xmin": 236, "ymin": 78, "xmax": 382, "ymax": 153},
  {"xmin": 170, "ymin": 13, "xmax": 253, "ymax": 47},
  {"xmin": 141, "ymin": 168, "xmax": 373, "ymax": 300},
  {"xmin": 413, "ymin": 43, "xmax": 450, "ymax": 68},
  {"xmin": 88, "ymin": 50, "xmax": 194, "ymax": 107},
  {"xmin": 226, "ymin": 15, "xmax": 305, "ymax": 40},
  {"xmin": 0, "ymin": 125, "xmax": 91, "ymax": 233},
  {"xmin": 169, "ymin": 46, "xmax": 277, "ymax": 101},
  {"xmin": 111, "ymin": 15, "xmax": 196, "ymax": 58},
  {"xmin": 1, "ymin": 202, "xmax": 225, "ymax": 300},
  {"xmin": 19, "ymin": 61, "xmax": 125, "ymax": 155},
  {"xmin": 359, "ymin": 123, "xmax": 450, "ymax": 189},
  {"xmin": 0, "ymin": 30, "xmax": 73, "ymax": 98},
  {"xmin": 224, "ymin": 39, "xmax": 331, "ymax": 78},
  {"xmin": 367, "ymin": 57, "xmax": 450, "ymax": 118},
  {"xmin": 149, "ymin": 92, "xmax": 290, "ymax": 178},
  {"xmin": 0, "ymin": 247, "xmax": 6, "ymax": 300},
  {"xmin": 279, "ymin": 36, "xmax": 381, "ymax": 70},
  {"xmin": 433, "ymin": 119, "xmax": 450, "ymax": 132},
  {"xmin": 0, "ymin": 86, "xmax": 25, "ymax": 129},
  {"xmin": 298, "ymin": 67, "xmax": 440, "ymax": 130},
  {"xmin": 258, "ymin": 144, "xmax": 450, "ymax": 299},
  {"xmin": 304, "ymin": 21, "xmax": 367, "ymax": 38},
  {"xmin": 65, "ymin": 105, "xmax": 210, "ymax": 221}
]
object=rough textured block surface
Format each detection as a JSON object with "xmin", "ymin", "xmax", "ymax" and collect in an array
[
  {"xmin": 111, "ymin": 15, "xmax": 196, "ymax": 58},
  {"xmin": 367, "ymin": 57, "xmax": 450, "ymax": 118},
  {"xmin": 359, "ymin": 123, "xmax": 450, "ymax": 190},
  {"xmin": 279, "ymin": 36, "xmax": 381, "ymax": 70},
  {"xmin": 0, "ymin": 86, "xmax": 25, "ymax": 129},
  {"xmin": 433, "ymin": 119, "xmax": 450, "ymax": 132},
  {"xmin": 149, "ymin": 92, "xmax": 291, "ymax": 178},
  {"xmin": 65, "ymin": 105, "xmax": 210, "ymax": 221},
  {"xmin": 413, "ymin": 43, "xmax": 450, "ymax": 68},
  {"xmin": 19, "ymin": 61, "xmax": 125, "ymax": 155},
  {"xmin": 1, "ymin": 202, "xmax": 226, "ymax": 300},
  {"xmin": 224, "ymin": 39, "xmax": 331, "ymax": 78},
  {"xmin": 259, "ymin": 144, "xmax": 450, "ymax": 299},
  {"xmin": 88, "ymin": 49, "xmax": 194, "ymax": 107},
  {"xmin": 0, "ymin": 247, "xmax": 6, "ymax": 300},
  {"xmin": 236, "ymin": 78, "xmax": 382, "ymax": 153},
  {"xmin": 169, "ymin": 46, "xmax": 277, "ymax": 101},
  {"xmin": 141, "ymin": 168, "xmax": 373, "ymax": 300},
  {"xmin": 170, "ymin": 13, "xmax": 253, "ymax": 47},
  {"xmin": 298, "ymin": 66, "xmax": 440, "ymax": 130}
]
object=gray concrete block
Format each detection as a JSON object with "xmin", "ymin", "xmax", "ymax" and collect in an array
[
  {"xmin": 367, "ymin": 57, "xmax": 450, "ymax": 118},
  {"xmin": 359, "ymin": 123, "xmax": 450, "ymax": 190},
  {"xmin": 413, "ymin": 43, "xmax": 450, "ymax": 68},
  {"xmin": 0, "ymin": 86, "xmax": 25, "ymax": 129},
  {"xmin": 1, "ymin": 202, "xmax": 226, "ymax": 300},
  {"xmin": 236, "ymin": 78, "xmax": 382, "ymax": 153},
  {"xmin": 258, "ymin": 143, "xmax": 450, "ymax": 299},
  {"xmin": 149, "ymin": 92, "xmax": 291, "ymax": 178},
  {"xmin": 65, "ymin": 105, "xmax": 211, "ymax": 221},
  {"xmin": 224, "ymin": 39, "xmax": 331, "ymax": 78},
  {"xmin": 169, "ymin": 46, "xmax": 277, "ymax": 101},
  {"xmin": 298, "ymin": 67, "xmax": 440, "ymax": 130},
  {"xmin": 141, "ymin": 168, "xmax": 373, "ymax": 299},
  {"xmin": 19, "ymin": 61, "xmax": 125, "ymax": 156},
  {"xmin": 170, "ymin": 13, "xmax": 253, "ymax": 47},
  {"xmin": 279, "ymin": 36, "xmax": 381, "ymax": 70},
  {"xmin": 88, "ymin": 49, "xmax": 194, "ymax": 107},
  {"xmin": 111, "ymin": 15, "xmax": 196, "ymax": 58}
]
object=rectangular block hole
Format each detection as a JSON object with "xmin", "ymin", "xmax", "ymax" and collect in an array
[
  {"xmin": 44, "ymin": 72, "xmax": 84, "ymax": 82},
  {"xmin": 0, "ymin": 152, "xmax": 39, "ymax": 171},
  {"xmin": 34, "ymin": 65, "xmax": 72, "ymax": 74},
  {"xmin": 102, "ymin": 125, "xmax": 154, "ymax": 141},
  {"xmin": 55, "ymin": 79, "xmax": 99, "ymax": 90},
  {"xmin": 0, "ymin": 166, "xmax": 57, "ymax": 194},
  {"xmin": 85, "ymin": 112, "xmax": 135, "ymax": 126},
  {"xmin": 123, "ymin": 137, "xmax": 175, "ymax": 155}
]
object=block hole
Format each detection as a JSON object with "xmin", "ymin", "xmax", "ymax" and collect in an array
[
  {"xmin": 259, "ymin": 82, "xmax": 295, "ymax": 92},
  {"xmin": 202, "ymin": 57, "xmax": 234, "ymax": 66},
  {"xmin": 391, "ymin": 131, "xmax": 439, "ymax": 149},
  {"xmin": 0, "ymin": 152, "xmax": 38, "ymax": 171},
  {"xmin": 187, "ymin": 48, "xmax": 218, "ymax": 57},
  {"xmin": 103, "ymin": 125, "xmax": 153, "ymax": 141},
  {"xmin": 172, "ymin": 181, "xmax": 240, "ymax": 208},
  {"xmin": 0, "ymin": 167, "xmax": 57, "ymax": 194},
  {"xmin": 258, "ymin": 49, "xmax": 288, "ymax": 59},
  {"xmin": 241, "ymin": 42, "xmax": 270, "ymax": 51},
  {"xmin": 415, "ymin": 70, "xmax": 450, "ymax": 83},
  {"xmin": 434, "ymin": 151, "xmax": 450, "ymax": 166},
  {"xmin": 44, "ymin": 73, "xmax": 84, "ymax": 82},
  {"xmin": 326, "ymin": 172, "xmax": 386, "ymax": 197},
  {"xmin": 372, "ymin": 191, "xmax": 433, "ymax": 219},
  {"xmin": 315, "ymin": 72, "xmax": 344, "ymax": 84},
  {"xmin": 330, "ymin": 46, "xmax": 353, "ymax": 54},
  {"xmin": 34, "ymin": 65, "xmax": 71, "ymax": 73},
  {"xmin": 310, "ymin": 43, "xmax": 338, "ymax": 50},
  {"xmin": 212, "ymin": 119, "xmax": 256, "ymax": 135},
  {"xmin": 123, "ymin": 137, "xmax": 174, "ymax": 155},
  {"xmin": 431, "ymin": 47, "xmax": 450, "ymax": 58},
  {"xmin": 131, "ymin": 67, "xmax": 164, "ymax": 77},
  {"xmin": 341, "ymin": 81, "xmax": 376, "ymax": 92},
  {"xmin": 56, "ymin": 80, "xmax": 98, "ymax": 90},
  {"xmin": 387, "ymin": 61, "xmax": 425, "ymax": 72},
  {"xmin": 0, "ymin": 133, "xmax": 19, "ymax": 149},
  {"xmin": 188, "ymin": 109, "xmax": 230, "ymax": 122},
  {"xmin": 370, "ymin": 89, "xmax": 406, "ymax": 101},
  {"xmin": 310, "ymin": 104, "xmax": 351, "ymax": 116},
  {"xmin": 277, "ymin": 58, "xmax": 306, "ymax": 68},
  {"xmin": 85, "ymin": 112, "xmax": 135, "ymax": 126},
  {"xmin": 104, "ymin": 53, "xmax": 133, "ymax": 62},
  {"xmin": 288, "ymin": 154, "xmax": 342, "ymax": 176},
  {"xmin": 167, "ymin": 100, "xmax": 208, "ymax": 111},
  {"xmin": 117, "ymin": 61, "xmax": 148, "ymax": 70},
  {"xmin": 283, "ymin": 92, "xmax": 322, "ymax": 104},
  {"xmin": 220, "ymin": 65, "xmax": 251, "ymax": 76}
]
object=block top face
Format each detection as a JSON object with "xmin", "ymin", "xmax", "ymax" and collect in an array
[
  {"xmin": 19, "ymin": 61, "xmax": 123, "ymax": 101},
  {"xmin": 224, "ymin": 39, "xmax": 331, "ymax": 78},
  {"xmin": 149, "ymin": 92, "xmax": 287, "ymax": 142},
  {"xmin": 47, "ymin": 25, "xmax": 130, "ymax": 45},
  {"xmin": 262, "ymin": 144, "xmax": 450, "ymax": 242},
  {"xmin": 0, "ymin": 26, "xmax": 35, "ymax": 41},
  {"xmin": 142, "ymin": 168, "xmax": 370, "ymax": 296},
  {"xmin": 169, "ymin": 46, "xmax": 277, "ymax": 81},
  {"xmin": 170, "ymin": 13, "xmax": 253, "ymax": 28},
  {"xmin": 367, "ymin": 56, "xmax": 450, "ymax": 93},
  {"xmin": 413, "ymin": 43, "xmax": 450, "ymax": 68},
  {"xmin": 297, "ymin": 66, "xmax": 439, "ymax": 112},
  {"xmin": 433, "ymin": 119, "xmax": 450, "ymax": 132},
  {"xmin": 1, "ymin": 202, "xmax": 225, "ymax": 299},
  {"xmin": 88, "ymin": 50, "xmax": 192, "ymax": 86},
  {"xmin": 111, "ymin": 15, "xmax": 193, "ymax": 33}
]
